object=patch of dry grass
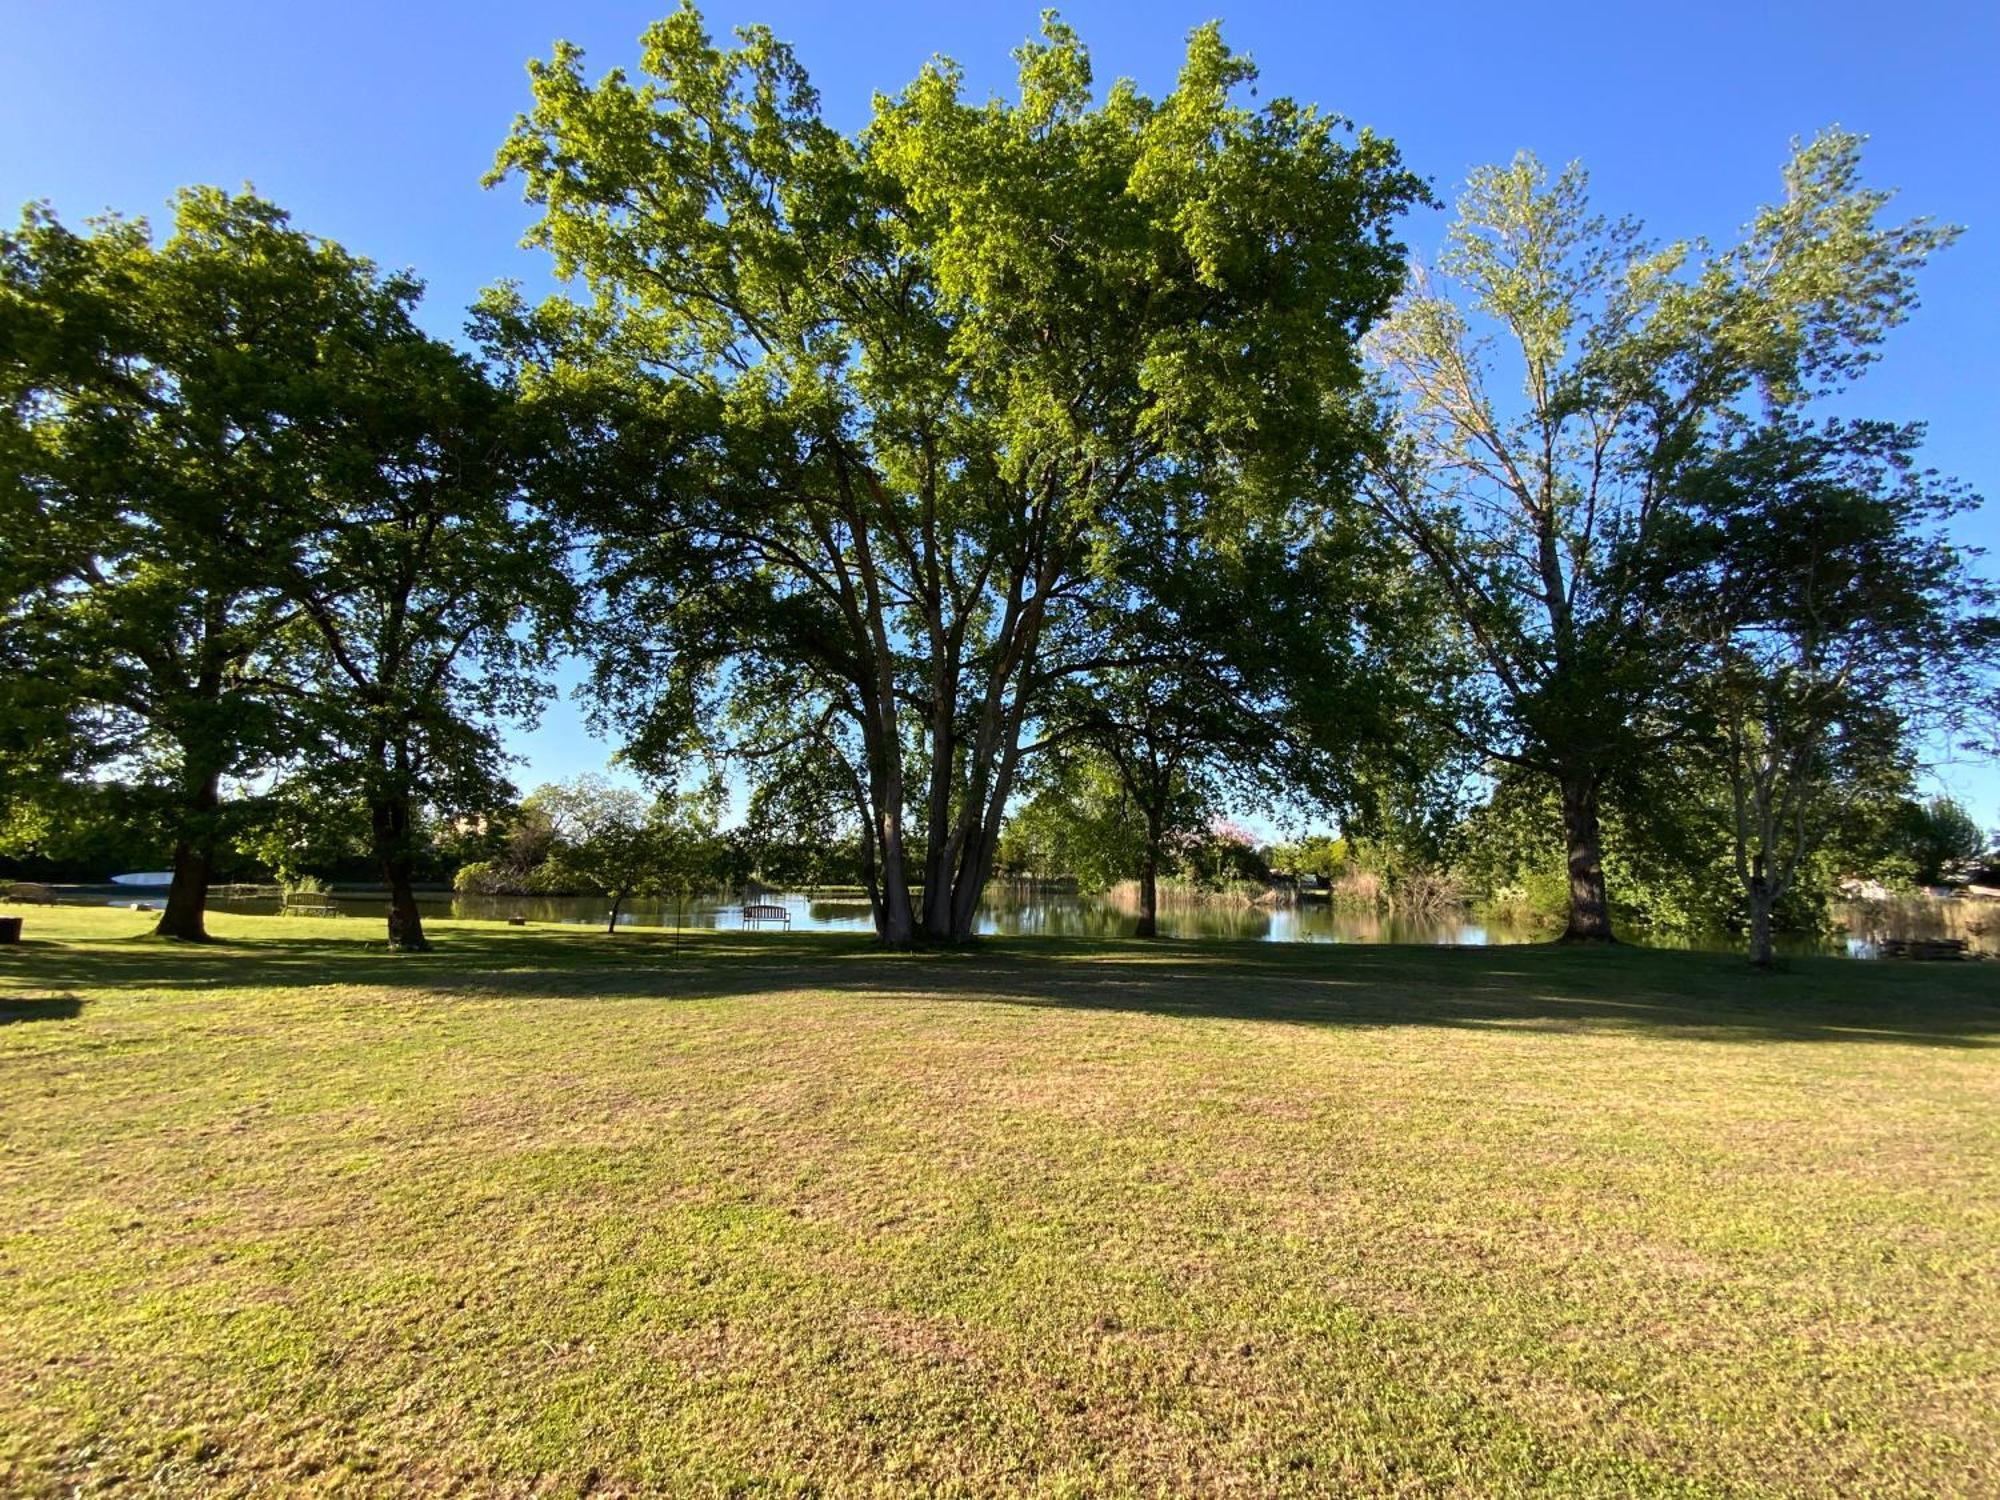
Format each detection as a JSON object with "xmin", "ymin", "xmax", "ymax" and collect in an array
[{"xmin": 2, "ymin": 905, "xmax": 1997, "ymax": 1496}]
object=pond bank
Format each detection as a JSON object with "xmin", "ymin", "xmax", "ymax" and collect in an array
[{"xmin": 35, "ymin": 881, "xmax": 2000, "ymax": 959}]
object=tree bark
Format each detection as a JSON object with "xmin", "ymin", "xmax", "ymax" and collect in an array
[
  {"xmin": 970, "ymin": 690, "xmax": 1050, "ymax": 942},
  {"xmin": 875, "ymin": 812, "xmax": 916, "ymax": 946},
  {"xmin": 1558, "ymin": 772, "xmax": 1615, "ymax": 943},
  {"xmin": 943, "ymin": 830, "xmax": 982, "ymax": 942},
  {"xmin": 153, "ymin": 768, "xmax": 221, "ymax": 942},
  {"xmin": 942, "ymin": 736, "xmax": 1030, "ymax": 942},
  {"xmin": 1135, "ymin": 807, "xmax": 1162, "ymax": 939},
  {"xmin": 1744, "ymin": 852, "xmax": 1776, "ymax": 968},
  {"xmin": 854, "ymin": 786, "xmax": 884, "ymax": 937},
  {"xmin": 604, "ymin": 893, "xmax": 623, "ymax": 935},
  {"xmin": 856, "ymin": 686, "xmax": 916, "ymax": 946},
  {"xmin": 372, "ymin": 795, "xmax": 430, "ymax": 951},
  {"xmin": 1746, "ymin": 873, "xmax": 1776, "ymax": 968},
  {"xmin": 921, "ymin": 841, "xmax": 954, "ymax": 939},
  {"xmin": 945, "ymin": 821, "xmax": 997, "ymax": 942},
  {"xmin": 919, "ymin": 683, "xmax": 959, "ymax": 941}
]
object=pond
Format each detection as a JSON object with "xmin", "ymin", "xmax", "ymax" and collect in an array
[{"xmin": 60, "ymin": 881, "xmax": 2000, "ymax": 958}]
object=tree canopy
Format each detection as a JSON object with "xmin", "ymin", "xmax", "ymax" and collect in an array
[
  {"xmin": 1666, "ymin": 417, "xmax": 1991, "ymax": 962},
  {"xmin": 2, "ymin": 190, "xmax": 410, "ymax": 937},
  {"xmin": 486, "ymin": 4, "xmax": 1427, "ymax": 943},
  {"xmin": 1, "ymin": 189, "xmax": 571, "ymax": 946},
  {"xmin": 1364, "ymin": 133, "xmax": 1957, "ymax": 941}
]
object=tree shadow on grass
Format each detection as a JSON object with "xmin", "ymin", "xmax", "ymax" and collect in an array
[
  {"xmin": 2, "ymin": 923, "xmax": 1997, "ymax": 1048},
  {"xmin": 0, "ymin": 993, "xmax": 85, "ymax": 1025}
]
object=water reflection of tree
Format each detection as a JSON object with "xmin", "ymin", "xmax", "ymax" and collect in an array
[
  {"xmin": 419, "ymin": 886, "xmax": 1995, "ymax": 957},
  {"xmin": 1838, "ymin": 897, "xmax": 2000, "ymax": 959}
]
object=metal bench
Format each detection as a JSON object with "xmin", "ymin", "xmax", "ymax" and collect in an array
[
  {"xmin": 1, "ymin": 881, "xmax": 56, "ymax": 905},
  {"xmin": 740, "ymin": 902, "xmax": 792, "ymax": 930}
]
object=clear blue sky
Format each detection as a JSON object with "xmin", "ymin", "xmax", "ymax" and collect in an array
[{"xmin": 6, "ymin": 1, "xmax": 1998, "ymax": 818}]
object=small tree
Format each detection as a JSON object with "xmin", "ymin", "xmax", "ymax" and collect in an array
[
  {"xmin": 654, "ymin": 784, "xmax": 724, "ymax": 955},
  {"xmin": 1266, "ymin": 834, "xmax": 1351, "ymax": 886},
  {"xmin": 736, "ymin": 752, "xmax": 858, "ymax": 896},
  {"xmin": 1045, "ymin": 671, "xmax": 1250, "ymax": 938},
  {"xmin": 239, "ymin": 781, "xmax": 371, "ymax": 890},
  {"xmin": 1042, "ymin": 474, "xmax": 1441, "ymax": 937},
  {"xmin": 1670, "ymin": 418, "xmax": 1991, "ymax": 965},
  {"xmin": 535, "ymin": 774, "xmax": 721, "ymax": 943},
  {"xmin": 1896, "ymin": 797, "xmax": 1986, "ymax": 886},
  {"xmin": 1000, "ymin": 757, "xmax": 1145, "ymax": 892},
  {"xmin": 532, "ymin": 777, "xmax": 659, "ymax": 934}
]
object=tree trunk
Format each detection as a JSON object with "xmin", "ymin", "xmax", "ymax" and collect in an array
[
  {"xmin": 154, "ymin": 837, "xmax": 215, "ymax": 942},
  {"xmin": 1558, "ymin": 772, "xmax": 1615, "ymax": 943},
  {"xmin": 927, "ymin": 805, "xmax": 973, "ymax": 942},
  {"xmin": 876, "ymin": 814, "xmax": 916, "ymax": 945},
  {"xmin": 372, "ymin": 795, "xmax": 430, "ymax": 951},
  {"xmin": 1135, "ymin": 809, "xmax": 1162, "ymax": 939},
  {"xmin": 935, "ymin": 802, "xmax": 1009, "ymax": 943},
  {"xmin": 946, "ymin": 826, "xmax": 992, "ymax": 942},
  {"xmin": 920, "ymin": 707, "xmax": 958, "ymax": 941},
  {"xmin": 856, "ymin": 805, "xmax": 883, "ymax": 937},
  {"xmin": 921, "ymin": 867, "xmax": 953, "ymax": 941},
  {"xmin": 858, "ymin": 700, "xmax": 916, "ymax": 946},
  {"xmin": 943, "ymin": 733, "xmax": 1033, "ymax": 943},
  {"xmin": 1746, "ymin": 876, "xmax": 1776, "ymax": 968},
  {"xmin": 153, "ymin": 768, "xmax": 221, "ymax": 942},
  {"xmin": 605, "ymin": 893, "xmax": 623, "ymax": 935}
]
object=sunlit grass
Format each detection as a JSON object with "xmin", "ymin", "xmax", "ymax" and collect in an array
[{"xmin": 3, "ymin": 905, "xmax": 1997, "ymax": 1495}]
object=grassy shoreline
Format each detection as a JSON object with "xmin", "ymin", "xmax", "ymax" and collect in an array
[{"xmin": 4, "ymin": 907, "xmax": 1997, "ymax": 1495}]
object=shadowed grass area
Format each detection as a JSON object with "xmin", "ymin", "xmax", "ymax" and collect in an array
[
  {"xmin": 3, "ymin": 905, "xmax": 1997, "ymax": 1495},
  {"xmin": 0, "ymin": 994, "xmax": 84, "ymax": 1025}
]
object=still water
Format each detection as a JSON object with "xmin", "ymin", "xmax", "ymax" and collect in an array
[
  {"xmin": 70, "ymin": 881, "xmax": 2000, "ymax": 957},
  {"xmin": 174, "ymin": 885, "xmax": 1542, "ymax": 943}
]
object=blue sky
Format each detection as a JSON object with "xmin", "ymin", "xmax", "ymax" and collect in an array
[{"xmin": 6, "ymin": 0, "xmax": 1998, "ymax": 819}]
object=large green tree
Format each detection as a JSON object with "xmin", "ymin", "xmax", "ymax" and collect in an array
[
  {"xmin": 1364, "ymin": 134, "xmax": 1954, "ymax": 941},
  {"xmin": 2, "ymin": 189, "xmax": 569, "ymax": 948},
  {"xmin": 488, "ymin": 5, "xmax": 1424, "ymax": 943},
  {"xmin": 0, "ymin": 190, "xmax": 395, "ymax": 939},
  {"xmin": 259, "ymin": 324, "xmax": 572, "ymax": 950}
]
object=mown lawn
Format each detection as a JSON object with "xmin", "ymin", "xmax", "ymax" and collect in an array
[{"xmin": 2, "ymin": 906, "xmax": 1997, "ymax": 1497}]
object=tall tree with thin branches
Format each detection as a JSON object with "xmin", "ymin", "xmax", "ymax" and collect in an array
[{"xmin": 1364, "ymin": 132, "xmax": 1954, "ymax": 940}]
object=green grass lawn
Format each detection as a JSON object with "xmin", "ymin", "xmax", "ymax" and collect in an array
[{"xmin": 3, "ymin": 906, "xmax": 1997, "ymax": 1497}]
